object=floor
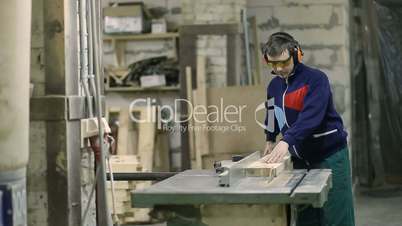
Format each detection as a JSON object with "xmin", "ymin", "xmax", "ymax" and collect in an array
[
  {"xmin": 127, "ymin": 192, "xmax": 402, "ymax": 226},
  {"xmin": 355, "ymin": 192, "xmax": 402, "ymax": 226}
]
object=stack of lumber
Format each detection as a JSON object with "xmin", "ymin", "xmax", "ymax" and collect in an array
[{"xmin": 107, "ymin": 155, "xmax": 152, "ymax": 224}]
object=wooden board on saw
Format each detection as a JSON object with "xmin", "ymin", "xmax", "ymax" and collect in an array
[
  {"xmin": 206, "ymin": 85, "xmax": 266, "ymax": 155},
  {"xmin": 245, "ymin": 155, "xmax": 292, "ymax": 181}
]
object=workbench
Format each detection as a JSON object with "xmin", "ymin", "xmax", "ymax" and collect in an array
[{"xmin": 131, "ymin": 153, "xmax": 332, "ymax": 226}]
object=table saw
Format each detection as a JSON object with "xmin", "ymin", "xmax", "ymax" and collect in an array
[{"xmin": 130, "ymin": 152, "xmax": 332, "ymax": 226}]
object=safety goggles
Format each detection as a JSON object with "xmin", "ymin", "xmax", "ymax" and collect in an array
[{"xmin": 265, "ymin": 55, "xmax": 292, "ymax": 68}]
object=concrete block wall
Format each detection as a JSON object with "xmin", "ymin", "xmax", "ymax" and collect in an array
[
  {"xmin": 197, "ymin": 35, "xmax": 228, "ymax": 87},
  {"xmin": 247, "ymin": 0, "xmax": 351, "ymax": 141},
  {"xmin": 182, "ymin": 0, "xmax": 246, "ymax": 87}
]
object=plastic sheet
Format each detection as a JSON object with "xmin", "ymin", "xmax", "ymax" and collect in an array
[{"xmin": 374, "ymin": 2, "xmax": 402, "ymax": 178}]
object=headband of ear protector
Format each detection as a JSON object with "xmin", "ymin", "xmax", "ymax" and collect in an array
[{"xmin": 263, "ymin": 32, "xmax": 304, "ymax": 65}]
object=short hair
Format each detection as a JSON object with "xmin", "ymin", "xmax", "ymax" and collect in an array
[{"xmin": 262, "ymin": 32, "xmax": 296, "ymax": 57}]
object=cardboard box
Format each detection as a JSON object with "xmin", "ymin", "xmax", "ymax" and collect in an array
[
  {"xmin": 140, "ymin": 75, "xmax": 166, "ymax": 88},
  {"xmin": 104, "ymin": 4, "xmax": 149, "ymax": 34}
]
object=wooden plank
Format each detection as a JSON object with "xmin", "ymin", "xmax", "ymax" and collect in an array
[
  {"xmin": 153, "ymin": 131, "xmax": 171, "ymax": 171},
  {"xmin": 116, "ymin": 108, "xmax": 129, "ymax": 155},
  {"xmin": 103, "ymin": 32, "xmax": 179, "ymax": 41},
  {"xmin": 185, "ymin": 66, "xmax": 196, "ymax": 164},
  {"xmin": 193, "ymin": 89, "xmax": 208, "ymax": 169},
  {"xmin": 250, "ymin": 16, "xmax": 262, "ymax": 85},
  {"xmin": 132, "ymin": 106, "xmax": 157, "ymax": 171},
  {"xmin": 105, "ymin": 86, "xmax": 180, "ymax": 92},
  {"xmin": 107, "ymin": 190, "xmax": 130, "ymax": 203},
  {"xmin": 193, "ymin": 56, "xmax": 209, "ymax": 161},
  {"xmin": 246, "ymin": 155, "xmax": 292, "ymax": 179},
  {"xmin": 108, "ymin": 155, "xmax": 142, "ymax": 173},
  {"xmin": 112, "ymin": 39, "xmax": 126, "ymax": 67},
  {"xmin": 107, "ymin": 181, "xmax": 129, "ymax": 190},
  {"xmin": 127, "ymin": 118, "xmax": 138, "ymax": 155}
]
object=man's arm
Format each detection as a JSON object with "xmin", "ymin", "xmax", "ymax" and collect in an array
[{"xmin": 264, "ymin": 82, "xmax": 280, "ymax": 144}]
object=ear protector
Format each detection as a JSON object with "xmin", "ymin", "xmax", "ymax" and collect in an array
[{"xmin": 262, "ymin": 32, "xmax": 304, "ymax": 65}]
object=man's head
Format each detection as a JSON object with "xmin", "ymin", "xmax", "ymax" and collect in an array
[{"xmin": 262, "ymin": 32, "xmax": 302, "ymax": 78}]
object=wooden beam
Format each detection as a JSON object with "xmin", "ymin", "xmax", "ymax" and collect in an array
[
  {"xmin": 185, "ymin": 66, "xmax": 196, "ymax": 164},
  {"xmin": 192, "ymin": 56, "xmax": 210, "ymax": 168}
]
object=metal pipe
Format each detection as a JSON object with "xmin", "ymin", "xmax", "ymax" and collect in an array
[
  {"xmin": 106, "ymin": 172, "xmax": 178, "ymax": 181},
  {"xmin": 0, "ymin": 0, "xmax": 31, "ymax": 225},
  {"xmin": 90, "ymin": 0, "xmax": 112, "ymax": 225},
  {"xmin": 79, "ymin": 0, "xmax": 94, "ymax": 117},
  {"xmin": 86, "ymin": 0, "xmax": 97, "ymax": 103}
]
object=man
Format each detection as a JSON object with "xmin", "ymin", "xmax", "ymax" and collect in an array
[{"xmin": 261, "ymin": 32, "xmax": 355, "ymax": 226}]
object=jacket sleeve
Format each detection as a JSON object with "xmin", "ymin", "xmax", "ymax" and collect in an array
[
  {"xmin": 282, "ymin": 73, "xmax": 330, "ymax": 149},
  {"xmin": 264, "ymin": 83, "xmax": 279, "ymax": 142}
]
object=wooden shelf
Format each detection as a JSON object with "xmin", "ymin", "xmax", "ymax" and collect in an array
[
  {"xmin": 103, "ymin": 32, "xmax": 179, "ymax": 41},
  {"xmin": 105, "ymin": 86, "xmax": 180, "ymax": 92}
]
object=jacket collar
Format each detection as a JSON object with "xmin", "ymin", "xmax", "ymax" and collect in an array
[{"xmin": 271, "ymin": 63, "xmax": 304, "ymax": 83}]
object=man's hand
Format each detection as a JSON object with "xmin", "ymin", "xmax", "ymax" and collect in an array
[
  {"xmin": 263, "ymin": 141, "xmax": 275, "ymax": 156},
  {"xmin": 262, "ymin": 141, "xmax": 289, "ymax": 163}
]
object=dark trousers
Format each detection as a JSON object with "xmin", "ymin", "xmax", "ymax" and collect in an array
[{"xmin": 294, "ymin": 147, "xmax": 355, "ymax": 226}]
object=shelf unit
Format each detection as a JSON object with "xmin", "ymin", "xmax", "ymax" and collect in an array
[
  {"xmin": 105, "ymin": 86, "xmax": 180, "ymax": 92},
  {"xmin": 103, "ymin": 32, "xmax": 179, "ymax": 41},
  {"xmin": 103, "ymin": 32, "xmax": 180, "ymax": 93}
]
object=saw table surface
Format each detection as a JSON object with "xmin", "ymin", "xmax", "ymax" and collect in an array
[{"xmin": 132, "ymin": 169, "xmax": 331, "ymax": 208}]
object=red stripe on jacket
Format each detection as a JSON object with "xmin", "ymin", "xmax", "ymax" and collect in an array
[{"xmin": 285, "ymin": 85, "xmax": 309, "ymax": 111}]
